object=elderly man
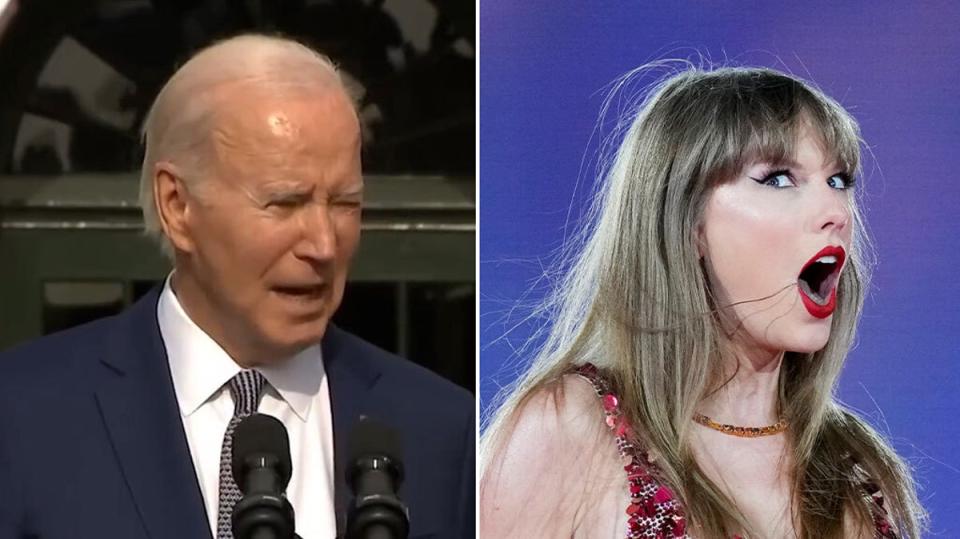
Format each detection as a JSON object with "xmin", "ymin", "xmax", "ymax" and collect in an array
[{"xmin": 0, "ymin": 35, "xmax": 474, "ymax": 539}]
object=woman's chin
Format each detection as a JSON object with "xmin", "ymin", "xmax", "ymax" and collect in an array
[{"xmin": 785, "ymin": 335, "xmax": 830, "ymax": 355}]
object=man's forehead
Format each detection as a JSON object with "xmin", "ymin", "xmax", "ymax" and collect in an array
[
  {"xmin": 256, "ymin": 177, "xmax": 364, "ymax": 193},
  {"xmin": 205, "ymin": 90, "xmax": 361, "ymax": 189},
  {"xmin": 218, "ymin": 83, "xmax": 355, "ymax": 128},
  {"xmin": 209, "ymin": 89, "xmax": 359, "ymax": 156},
  {"xmin": 266, "ymin": 111, "xmax": 297, "ymax": 138}
]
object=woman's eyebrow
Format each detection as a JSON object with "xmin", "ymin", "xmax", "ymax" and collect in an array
[
  {"xmin": 752, "ymin": 156, "xmax": 846, "ymax": 174},
  {"xmin": 751, "ymin": 156, "xmax": 798, "ymax": 169}
]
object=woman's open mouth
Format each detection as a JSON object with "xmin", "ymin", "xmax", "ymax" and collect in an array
[{"xmin": 797, "ymin": 245, "xmax": 845, "ymax": 319}]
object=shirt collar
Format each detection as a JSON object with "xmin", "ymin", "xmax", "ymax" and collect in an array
[
  {"xmin": 258, "ymin": 344, "xmax": 323, "ymax": 422},
  {"xmin": 157, "ymin": 275, "xmax": 324, "ymax": 421}
]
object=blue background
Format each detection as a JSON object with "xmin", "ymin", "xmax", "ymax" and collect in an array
[{"xmin": 479, "ymin": 2, "xmax": 960, "ymax": 535}]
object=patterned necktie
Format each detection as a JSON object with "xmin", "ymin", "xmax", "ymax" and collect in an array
[{"xmin": 217, "ymin": 370, "xmax": 266, "ymax": 539}]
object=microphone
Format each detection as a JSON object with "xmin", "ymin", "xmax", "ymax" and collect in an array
[
  {"xmin": 345, "ymin": 417, "xmax": 409, "ymax": 539},
  {"xmin": 231, "ymin": 413, "xmax": 297, "ymax": 539}
]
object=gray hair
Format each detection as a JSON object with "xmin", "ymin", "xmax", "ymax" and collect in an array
[{"xmin": 138, "ymin": 33, "xmax": 348, "ymax": 258}]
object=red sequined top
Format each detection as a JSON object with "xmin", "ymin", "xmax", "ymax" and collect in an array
[{"xmin": 573, "ymin": 363, "xmax": 898, "ymax": 539}]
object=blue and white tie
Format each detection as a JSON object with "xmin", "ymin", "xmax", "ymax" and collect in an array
[{"xmin": 217, "ymin": 370, "xmax": 266, "ymax": 539}]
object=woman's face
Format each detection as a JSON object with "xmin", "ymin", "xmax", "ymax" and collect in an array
[{"xmin": 698, "ymin": 124, "xmax": 854, "ymax": 360}]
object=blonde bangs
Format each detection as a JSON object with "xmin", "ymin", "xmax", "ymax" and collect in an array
[{"xmin": 673, "ymin": 68, "xmax": 864, "ymax": 185}]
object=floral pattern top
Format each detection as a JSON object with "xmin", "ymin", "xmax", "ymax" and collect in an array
[{"xmin": 573, "ymin": 363, "xmax": 898, "ymax": 539}]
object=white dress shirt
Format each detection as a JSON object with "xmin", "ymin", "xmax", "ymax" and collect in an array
[{"xmin": 157, "ymin": 277, "xmax": 336, "ymax": 538}]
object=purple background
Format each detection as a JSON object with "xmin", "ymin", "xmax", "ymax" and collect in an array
[{"xmin": 479, "ymin": 2, "xmax": 960, "ymax": 535}]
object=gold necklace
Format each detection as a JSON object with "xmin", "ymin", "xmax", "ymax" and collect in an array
[{"xmin": 693, "ymin": 413, "xmax": 788, "ymax": 438}]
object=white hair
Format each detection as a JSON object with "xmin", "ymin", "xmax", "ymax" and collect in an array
[{"xmin": 138, "ymin": 33, "xmax": 349, "ymax": 258}]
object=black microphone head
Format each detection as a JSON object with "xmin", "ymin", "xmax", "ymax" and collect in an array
[
  {"xmin": 232, "ymin": 413, "xmax": 292, "ymax": 490},
  {"xmin": 348, "ymin": 416, "xmax": 402, "ymax": 463},
  {"xmin": 347, "ymin": 416, "xmax": 403, "ymax": 490},
  {"xmin": 345, "ymin": 417, "xmax": 409, "ymax": 538}
]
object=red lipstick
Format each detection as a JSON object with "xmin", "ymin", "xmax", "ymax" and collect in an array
[
  {"xmin": 800, "ymin": 287, "xmax": 836, "ymax": 319},
  {"xmin": 797, "ymin": 245, "xmax": 846, "ymax": 319}
]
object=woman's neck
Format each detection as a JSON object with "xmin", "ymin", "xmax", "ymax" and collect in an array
[{"xmin": 697, "ymin": 345, "xmax": 785, "ymax": 427}]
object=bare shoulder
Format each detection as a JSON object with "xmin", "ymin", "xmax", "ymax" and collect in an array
[
  {"xmin": 524, "ymin": 371, "xmax": 606, "ymax": 430},
  {"xmin": 495, "ymin": 371, "xmax": 612, "ymax": 460},
  {"xmin": 480, "ymin": 372, "xmax": 621, "ymax": 538}
]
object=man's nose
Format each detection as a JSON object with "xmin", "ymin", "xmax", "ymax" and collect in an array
[{"xmin": 295, "ymin": 204, "xmax": 336, "ymax": 262}]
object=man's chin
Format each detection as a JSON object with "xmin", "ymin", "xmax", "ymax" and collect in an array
[
  {"xmin": 256, "ymin": 321, "xmax": 328, "ymax": 360},
  {"xmin": 270, "ymin": 288, "xmax": 331, "ymax": 316}
]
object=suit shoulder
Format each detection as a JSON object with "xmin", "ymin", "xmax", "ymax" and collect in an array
[
  {"xmin": 0, "ymin": 316, "xmax": 115, "ymax": 383},
  {"xmin": 329, "ymin": 327, "xmax": 473, "ymax": 410}
]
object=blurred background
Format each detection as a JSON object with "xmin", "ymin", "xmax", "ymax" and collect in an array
[
  {"xmin": 0, "ymin": 0, "xmax": 475, "ymax": 392},
  {"xmin": 480, "ymin": 1, "xmax": 960, "ymax": 535}
]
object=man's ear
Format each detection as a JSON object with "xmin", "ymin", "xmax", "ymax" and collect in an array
[{"xmin": 154, "ymin": 164, "xmax": 195, "ymax": 254}]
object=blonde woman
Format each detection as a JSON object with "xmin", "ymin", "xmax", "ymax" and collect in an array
[{"xmin": 480, "ymin": 67, "xmax": 926, "ymax": 538}]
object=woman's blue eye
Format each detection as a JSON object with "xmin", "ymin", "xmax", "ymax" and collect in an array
[
  {"xmin": 827, "ymin": 174, "xmax": 854, "ymax": 190},
  {"xmin": 753, "ymin": 170, "xmax": 794, "ymax": 188}
]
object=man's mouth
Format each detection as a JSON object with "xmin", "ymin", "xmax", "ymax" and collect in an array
[
  {"xmin": 273, "ymin": 284, "xmax": 326, "ymax": 299},
  {"xmin": 797, "ymin": 246, "xmax": 845, "ymax": 318}
]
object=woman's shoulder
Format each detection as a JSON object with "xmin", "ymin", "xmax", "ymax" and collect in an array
[
  {"xmin": 567, "ymin": 362, "xmax": 644, "ymax": 448},
  {"xmin": 503, "ymin": 364, "xmax": 620, "ymax": 454},
  {"xmin": 529, "ymin": 362, "xmax": 641, "ymax": 452},
  {"xmin": 482, "ymin": 363, "xmax": 691, "ymax": 538},
  {"xmin": 570, "ymin": 363, "xmax": 690, "ymax": 537},
  {"xmin": 480, "ymin": 366, "xmax": 627, "ymax": 537}
]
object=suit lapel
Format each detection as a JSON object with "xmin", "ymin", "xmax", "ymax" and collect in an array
[
  {"xmin": 322, "ymin": 326, "xmax": 382, "ymax": 537},
  {"xmin": 95, "ymin": 287, "xmax": 212, "ymax": 539}
]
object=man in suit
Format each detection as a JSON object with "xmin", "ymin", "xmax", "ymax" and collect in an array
[{"xmin": 0, "ymin": 34, "xmax": 474, "ymax": 539}]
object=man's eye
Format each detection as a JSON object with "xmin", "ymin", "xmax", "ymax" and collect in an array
[
  {"xmin": 267, "ymin": 196, "xmax": 307, "ymax": 208},
  {"xmin": 334, "ymin": 198, "xmax": 362, "ymax": 208}
]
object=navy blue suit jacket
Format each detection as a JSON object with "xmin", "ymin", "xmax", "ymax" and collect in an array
[{"xmin": 0, "ymin": 287, "xmax": 474, "ymax": 538}]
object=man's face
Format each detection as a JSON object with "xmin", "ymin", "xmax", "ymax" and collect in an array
[
  {"xmin": 698, "ymin": 124, "xmax": 854, "ymax": 360},
  {"xmin": 182, "ymin": 89, "xmax": 362, "ymax": 362}
]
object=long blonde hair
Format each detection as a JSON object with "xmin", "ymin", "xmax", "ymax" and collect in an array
[{"xmin": 481, "ymin": 65, "xmax": 925, "ymax": 538}]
